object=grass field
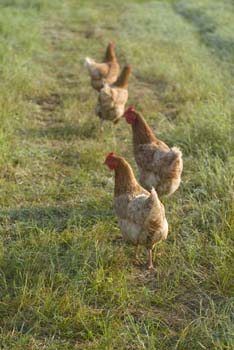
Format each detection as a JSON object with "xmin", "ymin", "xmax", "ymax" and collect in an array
[{"xmin": 0, "ymin": 0, "xmax": 234, "ymax": 349}]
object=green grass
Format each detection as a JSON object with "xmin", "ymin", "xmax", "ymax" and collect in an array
[{"xmin": 0, "ymin": 0, "xmax": 234, "ymax": 349}]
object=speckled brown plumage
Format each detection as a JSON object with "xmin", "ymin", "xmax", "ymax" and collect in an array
[
  {"xmin": 104, "ymin": 153, "xmax": 168, "ymax": 269},
  {"xmin": 96, "ymin": 65, "xmax": 131, "ymax": 124},
  {"xmin": 85, "ymin": 42, "xmax": 120, "ymax": 92},
  {"xmin": 124, "ymin": 109, "xmax": 183, "ymax": 197}
]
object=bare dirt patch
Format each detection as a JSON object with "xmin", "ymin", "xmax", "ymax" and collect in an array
[{"xmin": 31, "ymin": 93, "xmax": 62, "ymax": 112}]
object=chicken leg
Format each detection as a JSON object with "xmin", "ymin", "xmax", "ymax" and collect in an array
[
  {"xmin": 147, "ymin": 248, "xmax": 154, "ymax": 270},
  {"xmin": 134, "ymin": 245, "xmax": 139, "ymax": 259}
]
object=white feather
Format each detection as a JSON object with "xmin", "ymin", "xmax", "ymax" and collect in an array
[{"xmin": 84, "ymin": 57, "xmax": 95, "ymax": 68}]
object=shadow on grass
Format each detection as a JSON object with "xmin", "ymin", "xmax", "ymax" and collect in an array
[
  {"xmin": 0, "ymin": 206, "xmax": 113, "ymax": 232},
  {"xmin": 24, "ymin": 121, "xmax": 98, "ymax": 141},
  {"xmin": 174, "ymin": 4, "xmax": 234, "ymax": 63},
  {"xmin": 0, "ymin": 0, "xmax": 42, "ymax": 10}
]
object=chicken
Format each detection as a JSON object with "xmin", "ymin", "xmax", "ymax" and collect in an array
[
  {"xmin": 123, "ymin": 107, "xmax": 183, "ymax": 197},
  {"xmin": 96, "ymin": 65, "xmax": 131, "ymax": 124},
  {"xmin": 104, "ymin": 152, "xmax": 168, "ymax": 269},
  {"xmin": 84, "ymin": 42, "xmax": 120, "ymax": 91}
]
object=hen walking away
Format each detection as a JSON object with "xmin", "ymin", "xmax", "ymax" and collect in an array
[
  {"xmin": 85, "ymin": 41, "xmax": 120, "ymax": 91},
  {"xmin": 104, "ymin": 152, "xmax": 168, "ymax": 269},
  {"xmin": 123, "ymin": 107, "xmax": 183, "ymax": 197},
  {"xmin": 96, "ymin": 65, "xmax": 131, "ymax": 124}
]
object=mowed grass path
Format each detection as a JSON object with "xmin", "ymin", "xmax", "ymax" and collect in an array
[{"xmin": 0, "ymin": 0, "xmax": 234, "ymax": 349}]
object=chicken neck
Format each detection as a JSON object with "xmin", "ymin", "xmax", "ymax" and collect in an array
[
  {"xmin": 114, "ymin": 158, "xmax": 142, "ymax": 197},
  {"xmin": 132, "ymin": 113, "xmax": 157, "ymax": 146}
]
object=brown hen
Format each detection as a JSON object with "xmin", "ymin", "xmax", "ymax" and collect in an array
[
  {"xmin": 123, "ymin": 107, "xmax": 183, "ymax": 197},
  {"xmin": 96, "ymin": 65, "xmax": 131, "ymax": 124},
  {"xmin": 104, "ymin": 152, "xmax": 168, "ymax": 269},
  {"xmin": 85, "ymin": 42, "xmax": 120, "ymax": 91}
]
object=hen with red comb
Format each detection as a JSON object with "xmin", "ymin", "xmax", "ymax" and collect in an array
[
  {"xmin": 123, "ymin": 108, "xmax": 183, "ymax": 196},
  {"xmin": 104, "ymin": 152, "xmax": 168, "ymax": 269}
]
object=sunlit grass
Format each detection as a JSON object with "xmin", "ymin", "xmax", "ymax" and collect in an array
[{"xmin": 0, "ymin": 0, "xmax": 234, "ymax": 349}]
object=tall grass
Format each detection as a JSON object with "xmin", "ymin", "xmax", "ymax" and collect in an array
[{"xmin": 0, "ymin": 0, "xmax": 234, "ymax": 349}]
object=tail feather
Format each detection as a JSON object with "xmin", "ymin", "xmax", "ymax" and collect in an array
[
  {"xmin": 84, "ymin": 58, "xmax": 109, "ymax": 80},
  {"xmin": 144, "ymin": 187, "xmax": 160, "ymax": 210},
  {"xmin": 84, "ymin": 57, "xmax": 95, "ymax": 69},
  {"xmin": 149, "ymin": 187, "xmax": 160, "ymax": 204},
  {"xmin": 161, "ymin": 147, "xmax": 182, "ymax": 169},
  {"xmin": 171, "ymin": 147, "xmax": 182, "ymax": 159},
  {"xmin": 84, "ymin": 57, "xmax": 102, "ymax": 80}
]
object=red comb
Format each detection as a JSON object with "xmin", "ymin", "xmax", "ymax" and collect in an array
[
  {"xmin": 123, "ymin": 106, "xmax": 135, "ymax": 116},
  {"xmin": 104, "ymin": 152, "xmax": 115, "ymax": 164}
]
